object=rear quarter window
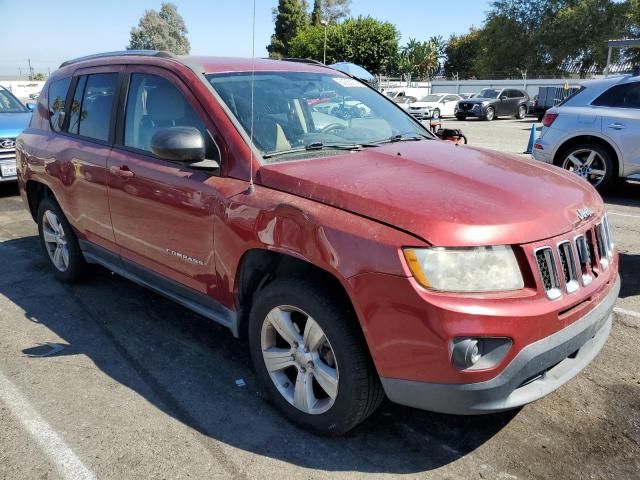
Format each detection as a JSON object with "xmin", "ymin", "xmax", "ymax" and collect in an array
[
  {"xmin": 592, "ymin": 82, "xmax": 640, "ymax": 109},
  {"xmin": 48, "ymin": 77, "xmax": 71, "ymax": 132}
]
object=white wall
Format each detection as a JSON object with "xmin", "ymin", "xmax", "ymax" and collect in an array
[{"xmin": 430, "ymin": 79, "xmax": 581, "ymax": 97}]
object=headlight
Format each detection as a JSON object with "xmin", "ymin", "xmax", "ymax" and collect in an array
[
  {"xmin": 472, "ymin": 104, "xmax": 480, "ymax": 110},
  {"xmin": 403, "ymin": 246, "xmax": 524, "ymax": 292}
]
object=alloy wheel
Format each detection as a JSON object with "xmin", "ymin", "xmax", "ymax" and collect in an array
[
  {"xmin": 561, "ymin": 148, "xmax": 607, "ymax": 187},
  {"xmin": 485, "ymin": 107, "xmax": 495, "ymax": 121},
  {"xmin": 42, "ymin": 210, "xmax": 69, "ymax": 272},
  {"xmin": 260, "ymin": 305, "xmax": 339, "ymax": 415}
]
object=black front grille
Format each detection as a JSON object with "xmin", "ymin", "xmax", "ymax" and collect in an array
[{"xmin": 534, "ymin": 214, "xmax": 613, "ymax": 300}]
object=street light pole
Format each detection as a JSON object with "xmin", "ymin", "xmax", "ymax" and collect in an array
[{"xmin": 322, "ymin": 19, "xmax": 328, "ymax": 65}]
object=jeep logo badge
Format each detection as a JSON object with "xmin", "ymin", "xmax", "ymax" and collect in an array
[{"xmin": 577, "ymin": 207, "xmax": 593, "ymax": 221}]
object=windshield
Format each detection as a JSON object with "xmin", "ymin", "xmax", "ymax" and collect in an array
[
  {"xmin": 418, "ymin": 94, "xmax": 443, "ymax": 103},
  {"xmin": 0, "ymin": 87, "xmax": 28, "ymax": 113},
  {"xmin": 207, "ymin": 72, "xmax": 429, "ymax": 161},
  {"xmin": 478, "ymin": 88, "xmax": 500, "ymax": 99}
]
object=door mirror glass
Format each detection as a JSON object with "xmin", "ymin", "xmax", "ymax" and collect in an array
[
  {"xmin": 150, "ymin": 127, "xmax": 205, "ymax": 163},
  {"xmin": 26, "ymin": 102, "xmax": 36, "ymax": 111}
]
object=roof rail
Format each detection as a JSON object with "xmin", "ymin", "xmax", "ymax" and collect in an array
[
  {"xmin": 278, "ymin": 57, "xmax": 326, "ymax": 66},
  {"xmin": 59, "ymin": 50, "xmax": 176, "ymax": 68}
]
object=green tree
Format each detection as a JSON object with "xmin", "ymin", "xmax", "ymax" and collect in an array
[
  {"xmin": 127, "ymin": 2, "xmax": 190, "ymax": 55},
  {"xmin": 288, "ymin": 16, "xmax": 399, "ymax": 73},
  {"xmin": 399, "ymin": 37, "xmax": 442, "ymax": 79},
  {"xmin": 311, "ymin": 0, "xmax": 322, "ymax": 25},
  {"xmin": 543, "ymin": 0, "xmax": 632, "ymax": 74},
  {"xmin": 267, "ymin": 0, "xmax": 309, "ymax": 57},
  {"xmin": 32, "ymin": 72, "xmax": 46, "ymax": 81},
  {"xmin": 445, "ymin": 29, "xmax": 482, "ymax": 78},
  {"xmin": 322, "ymin": 0, "xmax": 351, "ymax": 23}
]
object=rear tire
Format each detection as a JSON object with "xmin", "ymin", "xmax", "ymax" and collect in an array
[
  {"xmin": 455, "ymin": 115, "xmax": 466, "ymax": 121},
  {"xmin": 248, "ymin": 277, "xmax": 383, "ymax": 435},
  {"xmin": 37, "ymin": 197, "xmax": 87, "ymax": 282},
  {"xmin": 555, "ymin": 143, "xmax": 615, "ymax": 192}
]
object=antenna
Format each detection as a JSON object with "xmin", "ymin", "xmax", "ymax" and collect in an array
[{"xmin": 247, "ymin": 0, "xmax": 256, "ymax": 194}]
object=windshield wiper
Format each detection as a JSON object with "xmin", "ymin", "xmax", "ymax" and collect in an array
[
  {"xmin": 372, "ymin": 132, "xmax": 431, "ymax": 145},
  {"xmin": 263, "ymin": 142, "xmax": 378, "ymax": 159}
]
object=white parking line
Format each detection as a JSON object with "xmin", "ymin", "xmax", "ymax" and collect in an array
[
  {"xmin": 0, "ymin": 370, "xmax": 96, "ymax": 480},
  {"xmin": 607, "ymin": 211, "xmax": 640, "ymax": 219},
  {"xmin": 614, "ymin": 307, "xmax": 640, "ymax": 320}
]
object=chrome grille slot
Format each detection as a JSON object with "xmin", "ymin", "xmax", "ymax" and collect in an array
[
  {"xmin": 575, "ymin": 235, "xmax": 593, "ymax": 286},
  {"xmin": 557, "ymin": 241, "xmax": 579, "ymax": 293},
  {"xmin": 595, "ymin": 223, "xmax": 609, "ymax": 269},
  {"xmin": 535, "ymin": 247, "xmax": 561, "ymax": 300},
  {"xmin": 602, "ymin": 215, "xmax": 614, "ymax": 259}
]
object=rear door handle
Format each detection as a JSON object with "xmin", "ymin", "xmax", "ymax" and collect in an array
[
  {"xmin": 110, "ymin": 165, "xmax": 135, "ymax": 178},
  {"xmin": 607, "ymin": 123, "xmax": 625, "ymax": 130}
]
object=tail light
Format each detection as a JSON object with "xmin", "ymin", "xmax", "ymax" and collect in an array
[{"xmin": 542, "ymin": 113, "xmax": 558, "ymax": 127}]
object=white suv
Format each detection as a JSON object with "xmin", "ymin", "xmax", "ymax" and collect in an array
[{"xmin": 532, "ymin": 75, "xmax": 640, "ymax": 191}]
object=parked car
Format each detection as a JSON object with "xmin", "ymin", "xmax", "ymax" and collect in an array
[
  {"xmin": 407, "ymin": 93, "xmax": 462, "ymax": 120},
  {"xmin": 0, "ymin": 85, "xmax": 35, "ymax": 183},
  {"xmin": 455, "ymin": 88, "xmax": 530, "ymax": 121},
  {"xmin": 392, "ymin": 95, "xmax": 417, "ymax": 110},
  {"xmin": 383, "ymin": 87, "xmax": 429, "ymax": 100},
  {"xmin": 532, "ymin": 74, "xmax": 640, "ymax": 191},
  {"xmin": 17, "ymin": 51, "xmax": 619, "ymax": 435},
  {"xmin": 458, "ymin": 93, "xmax": 476, "ymax": 99}
]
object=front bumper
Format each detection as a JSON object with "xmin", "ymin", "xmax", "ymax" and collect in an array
[
  {"xmin": 455, "ymin": 106, "xmax": 484, "ymax": 118},
  {"xmin": 381, "ymin": 275, "xmax": 619, "ymax": 414}
]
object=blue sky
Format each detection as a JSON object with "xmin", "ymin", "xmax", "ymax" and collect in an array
[{"xmin": 0, "ymin": 0, "xmax": 491, "ymax": 76}]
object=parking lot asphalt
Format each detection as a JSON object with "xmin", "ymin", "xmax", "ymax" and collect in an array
[{"xmin": 0, "ymin": 126, "xmax": 639, "ymax": 479}]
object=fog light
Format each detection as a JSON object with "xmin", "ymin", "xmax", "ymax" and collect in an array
[
  {"xmin": 451, "ymin": 337, "xmax": 513, "ymax": 370},
  {"xmin": 452, "ymin": 339, "xmax": 482, "ymax": 369}
]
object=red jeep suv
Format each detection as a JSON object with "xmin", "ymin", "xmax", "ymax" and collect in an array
[{"xmin": 16, "ymin": 51, "xmax": 619, "ymax": 435}]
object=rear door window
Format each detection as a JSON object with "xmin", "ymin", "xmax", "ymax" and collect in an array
[
  {"xmin": 48, "ymin": 78, "xmax": 71, "ymax": 132},
  {"xmin": 592, "ymin": 82, "xmax": 640, "ymax": 109},
  {"xmin": 71, "ymin": 73, "xmax": 119, "ymax": 142}
]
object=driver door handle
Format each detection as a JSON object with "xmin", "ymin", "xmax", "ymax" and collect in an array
[
  {"xmin": 607, "ymin": 123, "xmax": 625, "ymax": 130},
  {"xmin": 110, "ymin": 165, "xmax": 135, "ymax": 178}
]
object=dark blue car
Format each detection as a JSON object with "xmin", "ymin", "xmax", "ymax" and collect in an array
[{"xmin": 0, "ymin": 85, "xmax": 34, "ymax": 183}]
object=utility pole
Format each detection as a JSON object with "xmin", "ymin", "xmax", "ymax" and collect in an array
[
  {"xmin": 18, "ymin": 67, "xmax": 22, "ymax": 78},
  {"xmin": 321, "ymin": 19, "xmax": 328, "ymax": 65},
  {"xmin": 28, "ymin": 58, "xmax": 33, "ymax": 80}
]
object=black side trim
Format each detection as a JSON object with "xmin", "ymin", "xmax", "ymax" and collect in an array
[{"xmin": 79, "ymin": 240, "xmax": 239, "ymax": 337}]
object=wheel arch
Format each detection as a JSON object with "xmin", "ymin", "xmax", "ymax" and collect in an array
[
  {"xmin": 234, "ymin": 248, "xmax": 358, "ymax": 340},
  {"xmin": 553, "ymin": 135, "xmax": 621, "ymax": 178},
  {"xmin": 25, "ymin": 180, "xmax": 57, "ymax": 222}
]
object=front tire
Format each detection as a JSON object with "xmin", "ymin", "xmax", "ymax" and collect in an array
[
  {"xmin": 455, "ymin": 115, "xmax": 466, "ymax": 121},
  {"xmin": 248, "ymin": 277, "xmax": 383, "ymax": 435},
  {"xmin": 37, "ymin": 197, "xmax": 86, "ymax": 282},
  {"xmin": 484, "ymin": 106, "xmax": 495, "ymax": 121},
  {"xmin": 556, "ymin": 143, "xmax": 615, "ymax": 191}
]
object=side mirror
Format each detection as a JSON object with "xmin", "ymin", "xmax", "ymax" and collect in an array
[
  {"xmin": 151, "ymin": 127, "xmax": 205, "ymax": 163},
  {"xmin": 26, "ymin": 103, "xmax": 36, "ymax": 112},
  {"xmin": 499, "ymin": 95, "xmax": 507, "ymax": 100}
]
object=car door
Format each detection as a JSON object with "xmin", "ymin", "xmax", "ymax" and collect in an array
[
  {"xmin": 511, "ymin": 89, "xmax": 526, "ymax": 114},
  {"xmin": 442, "ymin": 95, "xmax": 460, "ymax": 116},
  {"xmin": 107, "ymin": 66, "xmax": 224, "ymax": 296},
  {"xmin": 44, "ymin": 67, "xmax": 122, "ymax": 253},
  {"xmin": 593, "ymin": 81, "xmax": 640, "ymax": 170}
]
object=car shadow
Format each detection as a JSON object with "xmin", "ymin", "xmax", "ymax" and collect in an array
[
  {"xmin": 0, "ymin": 182, "xmax": 19, "ymax": 198},
  {"xmin": 0, "ymin": 235, "xmax": 517, "ymax": 474},
  {"xmin": 602, "ymin": 180, "xmax": 640, "ymax": 209},
  {"xmin": 618, "ymin": 252, "xmax": 640, "ymax": 299}
]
